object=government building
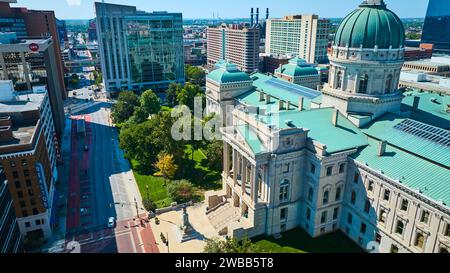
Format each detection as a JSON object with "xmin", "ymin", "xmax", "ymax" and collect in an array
[{"xmin": 204, "ymin": 0, "xmax": 450, "ymax": 253}]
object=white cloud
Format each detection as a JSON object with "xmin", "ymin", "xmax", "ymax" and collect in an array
[{"xmin": 66, "ymin": 0, "xmax": 82, "ymax": 6}]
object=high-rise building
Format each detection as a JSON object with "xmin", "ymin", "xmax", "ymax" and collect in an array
[
  {"xmin": 421, "ymin": 0, "xmax": 450, "ymax": 53},
  {"xmin": 0, "ymin": 0, "xmax": 67, "ymax": 99},
  {"xmin": 265, "ymin": 15, "xmax": 330, "ymax": 64},
  {"xmin": 207, "ymin": 24, "xmax": 260, "ymax": 73},
  {"xmin": 55, "ymin": 19, "xmax": 68, "ymax": 48},
  {"xmin": 95, "ymin": 2, "xmax": 185, "ymax": 95},
  {"xmin": 87, "ymin": 19, "xmax": 97, "ymax": 42},
  {"xmin": 0, "ymin": 35, "xmax": 65, "ymax": 138},
  {"xmin": 0, "ymin": 80, "xmax": 58, "ymax": 241},
  {"xmin": 0, "ymin": 168, "xmax": 24, "ymax": 253}
]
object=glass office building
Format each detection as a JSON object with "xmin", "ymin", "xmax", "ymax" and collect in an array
[
  {"xmin": 421, "ymin": 0, "xmax": 450, "ymax": 53},
  {"xmin": 95, "ymin": 3, "xmax": 185, "ymax": 95}
]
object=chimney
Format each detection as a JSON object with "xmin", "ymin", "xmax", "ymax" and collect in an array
[
  {"xmin": 250, "ymin": 8, "xmax": 254, "ymax": 26},
  {"xmin": 265, "ymin": 94, "xmax": 271, "ymax": 104},
  {"xmin": 266, "ymin": 8, "xmax": 269, "ymax": 20},
  {"xmin": 259, "ymin": 91, "xmax": 265, "ymax": 101},
  {"xmin": 332, "ymin": 109, "xmax": 339, "ymax": 126},
  {"xmin": 278, "ymin": 100, "xmax": 284, "ymax": 110},
  {"xmin": 286, "ymin": 100, "xmax": 291, "ymax": 110},
  {"xmin": 412, "ymin": 96, "xmax": 420, "ymax": 111},
  {"xmin": 377, "ymin": 140, "xmax": 387, "ymax": 156},
  {"xmin": 298, "ymin": 97, "xmax": 304, "ymax": 111},
  {"xmin": 256, "ymin": 8, "xmax": 259, "ymax": 25}
]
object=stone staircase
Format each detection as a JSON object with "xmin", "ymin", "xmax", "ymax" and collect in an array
[{"xmin": 207, "ymin": 201, "xmax": 241, "ymax": 231}]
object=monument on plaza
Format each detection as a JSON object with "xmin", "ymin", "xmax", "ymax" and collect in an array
[{"xmin": 174, "ymin": 206, "xmax": 198, "ymax": 242}]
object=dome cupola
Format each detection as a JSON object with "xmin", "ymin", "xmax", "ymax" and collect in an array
[{"xmin": 334, "ymin": 0, "xmax": 405, "ymax": 49}]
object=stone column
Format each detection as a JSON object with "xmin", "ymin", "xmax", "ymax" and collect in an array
[
  {"xmin": 241, "ymin": 158, "xmax": 247, "ymax": 194},
  {"xmin": 223, "ymin": 143, "xmax": 230, "ymax": 177},
  {"xmin": 251, "ymin": 165, "xmax": 258, "ymax": 204},
  {"xmin": 232, "ymin": 149, "xmax": 237, "ymax": 186}
]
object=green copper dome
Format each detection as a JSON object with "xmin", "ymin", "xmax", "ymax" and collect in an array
[
  {"xmin": 207, "ymin": 60, "xmax": 252, "ymax": 84},
  {"xmin": 275, "ymin": 58, "xmax": 319, "ymax": 77},
  {"xmin": 334, "ymin": 0, "xmax": 405, "ymax": 49}
]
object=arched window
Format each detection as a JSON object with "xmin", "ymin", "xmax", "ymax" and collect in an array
[
  {"xmin": 336, "ymin": 70, "xmax": 342, "ymax": 89},
  {"xmin": 335, "ymin": 186, "xmax": 342, "ymax": 201},
  {"xmin": 323, "ymin": 190, "xmax": 329, "ymax": 205},
  {"xmin": 358, "ymin": 74, "xmax": 369, "ymax": 93},
  {"xmin": 385, "ymin": 74, "xmax": 393, "ymax": 94},
  {"xmin": 308, "ymin": 187, "xmax": 314, "ymax": 202}
]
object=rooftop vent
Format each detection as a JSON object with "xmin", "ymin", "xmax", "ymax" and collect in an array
[{"xmin": 377, "ymin": 140, "xmax": 387, "ymax": 156}]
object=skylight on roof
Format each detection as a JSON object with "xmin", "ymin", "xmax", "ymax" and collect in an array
[
  {"xmin": 394, "ymin": 119, "xmax": 450, "ymax": 147},
  {"xmin": 265, "ymin": 78, "xmax": 321, "ymax": 99}
]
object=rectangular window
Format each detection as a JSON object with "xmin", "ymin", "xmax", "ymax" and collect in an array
[
  {"xmin": 367, "ymin": 180, "xmax": 374, "ymax": 192},
  {"xmin": 326, "ymin": 166, "xmax": 333, "ymax": 176},
  {"xmin": 414, "ymin": 232, "xmax": 425, "ymax": 249},
  {"xmin": 333, "ymin": 207, "xmax": 339, "ymax": 220},
  {"xmin": 19, "ymin": 201, "xmax": 26, "ymax": 208},
  {"xmin": 12, "ymin": 171, "xmax": 19, "ymax": 179},
  {"xmin": 360, "ymin": 223, "xmax": 366, "ymax": 234},
  {"xmin": 22, "ymin": 210, "xmax": 28, "ymax": 217},
  {"xmin": 21, "ymin": 159, "xmax": 28, "ymax": 166},
  {"xmin": 339, "ymin": 163, "xmax": 345, "ymax": 174},
  {"xmin": 282, "ymin": 163, "xmax": 290, "ymax": 173},
  {"xmin": 353, "ymin": 172, "xmax": 359, "ymax": 183},
  {"xmin": 347, "ymin": 213, "xmax": 353, "ymax": 224},
  {"xmin": 15, "ymin": 181, "xmax": 21, "ymax": 189},
  {"xmin": 306, "ymin": 208, "xmax": 311, "ymax": 221},
  {"xmin": 364, "ymin": 199, "xmax": 371, "ymax": 213},
  {"xmin": 390, "ymin": 244, "xmax": 399, "ymax": 253},
  {"xmin": 35, "ymin": 220, "xmax": 41, "ymax": 226},
  {"xmin": 445, "ymin": 223, "xmax": 450, "ymax": 237},
  {"xmin": 280, "ymin": 208, "xmax": 288, "ymax": 221},
  {"xmin": 321, "ymin": 211, "xmax": 327, "ymax": 224},
  {"xmin": 379, "ymin": 209, "xmax": 387, "ymax": 224},
  {"xmin": 10, "ymin": 161, "xmax": 16, "ymax": 167},
  {"xmin": 420, "ymin": 210, "xmax": 430, "ymax": 224},
  {"xmin": 23, "ymin": 169, "xmax": 30, "ymax": 177},
  {"xmin": 375, "ymin": 233, "xmax": 382, "ymax": 243},
  {"xmin": 25, "ymin": 222, "xmax": 31, "ymax": 228},
  {"xmin": 400, "ymin": 199, "xmax": 409, "ymax": 211},
  {"xmin": 310, "ymin": 164, "xmax": 316, "ymax": 174},
  {"xmin": 350, "ymin": 191, "xmax": 356, "ymax": 205},
  {"xmin": 32, "ymin": 208, "xmax": 39, "ymax": 215},
  {"xmin": 383, "ymin": 189, "xmax": 390, "ymax": 201},
  {"xmin": 26, "ymin": 180, "xmax": 32, "ymax": 187}
]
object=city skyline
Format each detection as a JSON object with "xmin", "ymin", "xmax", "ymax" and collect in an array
[{"xmin": 12, "ymin": 0, "xmax": 429, "ymax": 20}]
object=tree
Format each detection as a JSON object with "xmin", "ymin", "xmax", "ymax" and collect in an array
[
  {"xmin": 141, "ymin": 89, "xmax": 161, "ymax": 115},
  {"xmin": 176, "ymin": 82, "xmax": 203, "ymax": 111},
  {"xmin": 131, "ymin": 106, "xmax": 148, "ymax": 124},
  {"xmin": 167, "ymin": 180, "xmax": 194, "ymax": 203},
  {"xmin": 204, "ymin": 140, "xmax": 223, "ymax": 171},
  {"xmin": 203, "ymin": 237, "xmax": 262, "ymax": 253},
  {"xmin": 185, "ymin": 64, "xmax": 206, "ymax": 85},
  {"xmin": 154, "ymin": 153, "xmax": 178, "ymax": 184},
  {"xmin": 166, "ymin": 83, "xmax": 181, "ymax": 107},
  {"xmin": 111, "ymin": 91, "xmax": 140, "ymax": 123},
  {"xmin": 69, "ymin": 73, "xmax": 80, "ymax": 87}
]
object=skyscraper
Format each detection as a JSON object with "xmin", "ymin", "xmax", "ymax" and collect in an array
[
  {"xmin": 265, "ymin": 15, "xmax": 330, "ymax": 64},
  {"xmin": 421, "ymin": 0, "xmax": 450, "ymax": 53},
  {"xmin": 207, "ymin": 24, "xmax": 260, "ymax": 73},
  {"xmin": 0, "ymin": 0, "xmax": 67, "ymax": 99},
  {"xmin": 95, "ymin": 2, "xmax": 185, "ymax": 95}
]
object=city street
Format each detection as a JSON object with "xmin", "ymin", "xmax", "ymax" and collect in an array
[{"xmin": 58, "ymin": 88, "xmax": 158, "ymax": 253}]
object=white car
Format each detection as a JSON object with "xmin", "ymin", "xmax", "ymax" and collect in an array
[{"xmin": 107, "ymin": 217, "xmax": 116, "ymax": 228}]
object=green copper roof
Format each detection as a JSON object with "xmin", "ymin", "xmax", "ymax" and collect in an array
[
  {"xmin": 275, "ymin": 58, "xmax": 319, "ymax": 78},
  {"xmin": 352, "ymin": 138, "xmax": 450, "ymax": 208},
  {"xmin": 334, "ymin": 1, "xmax": 405, "ymax": 49},
  {"xmin": 401, "ymin": 91, "xmax": 450, "ymax": 129},
  {"xmin": 260, "ymin": 108, "xmax": 368, "ymax": 154},
  {"xmin": 236, "ymin": 124, "xmax": 266, "ymax": 154},
  {"xmin": 207, "ymin": 60, "xmax": 252, "ymax": 84},
  {"xmin": 362, "ymin": 113, "xmax": 450, "ymax": 167}
]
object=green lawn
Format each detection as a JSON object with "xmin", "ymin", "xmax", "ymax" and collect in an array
[
  {"xmin": 131, "ymin": 145, "xmax": 222, "ymax": 208},
  {"xmin": 253, "ymin": 228, "xmax": 364, "ymax": 253}
]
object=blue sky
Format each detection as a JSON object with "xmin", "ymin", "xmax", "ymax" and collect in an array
[{"xmin": 12, "ymin": 0, "xmax": 429, "ymax": 20}]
